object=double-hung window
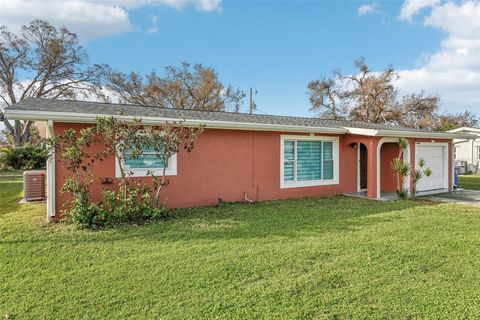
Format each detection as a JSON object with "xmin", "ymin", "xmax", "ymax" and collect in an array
[
  {"xmin": 116, "ymin": 147, "xmax": 177, "ymax": 178},
  {"xmin": 281, "ymin": 135, "xmax": 339, "ymax": 188}
]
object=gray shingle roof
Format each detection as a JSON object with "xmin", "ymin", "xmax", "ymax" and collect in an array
[{"xmin": 6, "ymin": 97, "xmax": 427, "ymax": 132}]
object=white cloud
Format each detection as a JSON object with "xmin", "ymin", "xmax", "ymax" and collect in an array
[
  {"xmin": 399, "ymin": 0, "xmax": 439, "ymax": 21},
  {"xmin": 0, "ymin": 0, "xmax": 222, "ymax": 41},
  {"xmin": 357, "ymin": 3, "xmax": 380, "ymax": 16},
  {"xmin": 396, "ymin": 1, "xmax": 480, "ymax": 113},
  {"xmin": 0, "ymin": 0, "xmax": 131, "ymax": 40},
  {"xmin": 195, "ymin": 0, "xmax": 221, "ymax": 12},
  {"xmin": 146, "ymin": 27, "xmax": 159, "ymax": 34},
  {"xmin": 146, "ymin": 15, "xmax": 160, "ymax": 34}
]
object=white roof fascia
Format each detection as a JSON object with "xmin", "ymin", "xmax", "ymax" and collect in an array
[
  {"xmin": 4, "ymin": 109, "xmax": 347, "ymax": 134},
  {"xmin": 375, "ymin": 129, "xmax": 476, "ymax": 140},
  {"xmin": 345, "ymin": 127, "xmax": 378, "ymax": 136},
  {"xmin": 447, "ymin": 127, "xmax": 480, "ymax": 134}
]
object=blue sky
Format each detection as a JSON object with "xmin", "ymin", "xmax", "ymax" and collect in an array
[
  {"xmin": 1, "ymin": 0, "xmax": 479, "ymax": 118},
  {"xmin": 84, "ymin": 1, "xmax": 446, "ymax": 116}
]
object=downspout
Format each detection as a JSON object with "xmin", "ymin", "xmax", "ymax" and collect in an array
[{"xmin": 46, "ymin": 120, "xmax": 56, "ymax": 222}]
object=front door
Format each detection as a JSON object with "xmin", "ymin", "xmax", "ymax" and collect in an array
[{"xmin": 359, "ymin": 144, "xmax": 368, "ymax": 190}]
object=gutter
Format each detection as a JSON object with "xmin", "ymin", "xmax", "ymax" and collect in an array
[
  {"xmin": 4, "ymin": 109, "xmax": 348, "ymax": 134},
  {"xmin": 344, "ymin": 127, "xmax": 474, "ymax": 139},
  {"xmin": 5, "ymin": 108, "xmax": 476, "ymax": 139},
  {"xmin": 375, "ymin": 129, "xmax": 475, "ymax": 140}
]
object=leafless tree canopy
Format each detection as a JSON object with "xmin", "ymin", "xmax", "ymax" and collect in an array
[
  {"xmin": 307, "ymin": 76, "xmax": 343, "ymax": 120},
  {"xmin": 436, "ymin": 111, "xmax": 478, "ymax": 131},
  {"xmin": 0, "ymin": 19, "xmax": 108, "ymax": 146},
  {"xmin": 107, "ymin": 62, "xmax": 245, "ymax": 112},
  {"xmin": 307, "ymin": 57, "xmax": 477, "ymax": 130}
]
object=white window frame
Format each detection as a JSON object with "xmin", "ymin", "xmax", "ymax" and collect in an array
[
  {"xmin": 115, "ymin": 151, "xmax": 177, "ymax": 178},
  {"xmin": 280, "ymin": 135, "xmax": 339, "ymax": 189},
  {"xmin": 476, "ymin": 146, "xmax": 480, "ymax": 160}
]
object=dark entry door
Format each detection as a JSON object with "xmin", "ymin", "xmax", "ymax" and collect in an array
[{"xmin": 359, "ymin": 144, "xmax": 368, "ymax": 190}]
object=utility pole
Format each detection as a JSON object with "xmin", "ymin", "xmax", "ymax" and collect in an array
[{"xmin": 249, "ymin": 87, "xmax": 257, "ymax": 114}]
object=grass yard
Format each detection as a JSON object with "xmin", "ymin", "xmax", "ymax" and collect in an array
[
  {"xmin": 2, "ymin": 176, "xmax": 480, "ymax": 319},
  {"xmin": 459, "ymin": 175, "xmax": 480, "ymax": 190}
]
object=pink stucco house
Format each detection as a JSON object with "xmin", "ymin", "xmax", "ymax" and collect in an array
[{"xmin": 5, "ymin": 98, "xmax": 474, "ymax": 221}]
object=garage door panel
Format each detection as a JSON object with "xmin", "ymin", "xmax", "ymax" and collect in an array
[{"xmin": 416, "ymin": 144, "xmax": 447, "ymax": 192}]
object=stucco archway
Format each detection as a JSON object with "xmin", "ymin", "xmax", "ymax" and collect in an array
[{"xmin": 376, "ymin": 137, "xmax": 410, "ymax": 198}]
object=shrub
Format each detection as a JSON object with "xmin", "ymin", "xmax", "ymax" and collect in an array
[
  {"xmin": 1, "ymin": 145, "xmax": 47, "ymax": 170},
  {"xmin": 66, "ymin": 195, "xmax": 109, "ymax": 227},
  {"xmin": 48, "ymin": 116, "xmax": 201, "ymax": 228},
  {"xmin": 65, "ymin": 182, "xmax": 168, "ymax": 228}
]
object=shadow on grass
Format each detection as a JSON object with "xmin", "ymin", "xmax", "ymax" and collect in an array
[
  {"xmin": 3, "ymin": 196, "xmax": 440, "ymax": 246},
  {"xmin": 132, "ymin": 196, "xmax": 431, "ymax": 241}
]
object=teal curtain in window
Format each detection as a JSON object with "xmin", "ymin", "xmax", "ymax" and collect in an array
[
  {"xmin": 297, "ymin": 141, "xmax": 322, "ymax": 181},
  {"xmin": 322, "ymin": 142, "xmax": 334, "ymax": 180},
  {"xmin": 124, "ymin": 147, "xmax": 165, "ymax": 169},
  {"xmin": 283, "ymin": 140, "xmax": 334, "ymax": 183},
  {"xmin": 283, "ymin": 141, "xmax": 295, "ymax": 181}
]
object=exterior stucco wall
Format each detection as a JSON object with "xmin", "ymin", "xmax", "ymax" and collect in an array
[
  {"xmin": 53, "ymin": 123, "xmax": 366, "ymax": 219},
  {"xmin": 379, "ymin": 142, "xmax": 399, "ymax": 193},
  {"xmin": 51, "ymin": 122, "xmax": 454, "ymax": 220}
]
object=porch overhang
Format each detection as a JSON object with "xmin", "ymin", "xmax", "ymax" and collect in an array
[{"xmin": 345, "ymin": 127, "xmax": 475, "ymax": 140}]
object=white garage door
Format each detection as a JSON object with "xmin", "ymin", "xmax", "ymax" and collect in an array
[{"xmin": 415, "ymin": 144, "xmax": 447, "ymax": 192}]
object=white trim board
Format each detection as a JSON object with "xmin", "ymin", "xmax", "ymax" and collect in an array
[
  {"xmin": 5, "ymin": 109, "xmax": 476, "ymax": 139},
  {"xmin": 376, "ymin": 138, "xmax": 411, "ymax": 198},
  {"xmin": 5, "ymin": 109, "xmax": 347, "ymax": 135},
  {"xmin": 46, "ymin": 120, "xmax": 56, "ymax": 220}
]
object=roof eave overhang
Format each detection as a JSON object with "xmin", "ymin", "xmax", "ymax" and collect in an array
[
  {"xmin": 345, "ymin": 127, "xmax": 475, "ymax": 139},
  {"xmin": 4, "ymin": 109, "xmax": 347, "ymax": 134},
  {"xmin": 376, "ymin": 129, "xmax": 475, "ymax": 140}
]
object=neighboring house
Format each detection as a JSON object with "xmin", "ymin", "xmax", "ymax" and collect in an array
[
  {"xmin": 447, "ymin": 127, "xmax": 480, "ymax": 174},
  {"xmin": 5, "ymin": 98, "xmax": 474, "ymax": 221}
]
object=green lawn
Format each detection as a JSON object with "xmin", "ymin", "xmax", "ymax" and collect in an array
[
  {"xmin": 0, "ymin": 169, "xmax": 23, "ymax": 176},
  {"xmin": 459, "ymin": 175, "xmax": 480, "ymax": 190},
  {"xmin": 2, "ymin": 177, "xmax": 480, "ymax": 319}
]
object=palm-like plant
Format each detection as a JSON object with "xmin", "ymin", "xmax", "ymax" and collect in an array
[
  {"xmin": 391, "ymin": 138, "xmax": 433, "ymax": 199},
  {"xmin": 412, "ymin": 159, "xmax": 432, "ymax": 197},
  {"xmin": 391, "ymin": 138, "xmax": 410, "ymax": 199}
]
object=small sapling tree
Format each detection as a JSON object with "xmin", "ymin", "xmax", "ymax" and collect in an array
[
  {"xmin": 46, "ymin": 127, "xmax": 105, "ymax": 224},
  {"xmin": 95, "ymin": 116, "xmax": 146, "ymax": 198},
  {"xmin": 391, "ymin": 138, "xmax": 432, "ymax": 199},
  {"xmin": 391, "ymin": 137, "xmax": 410, "ymax": 199},
  {"xmin": 412, "ymin": 158, "xmax": 432, "ymax": 197},
  {"xmin": 146, "ymin": 121, "xmax": 204, "ymax": 209}
]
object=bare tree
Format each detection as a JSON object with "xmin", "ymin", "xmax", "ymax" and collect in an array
[
  {"xmin": 336, "ymin": 58, "xmax": 398, "ymax": 123},
  {"xmin": 389, "ymin": 92, "xmax": 439, "ymax": 130},
  {"xmin": 307, "ymin": 58, "xmax": 444, "ymax": 129},
  {"xmin": 0, "ymin": 20, "xmax": 107, "ymax": 146},
  {"xmin": 307, "ymin": 76, "xmax": 345, "ymax": 119},
  {"xmin": 107, "ymin": 62, "xmax": 245, "ymax": 112},
  {"xmin": 435, "ymin": 111, "xmax": 479, "ymax": 131}
]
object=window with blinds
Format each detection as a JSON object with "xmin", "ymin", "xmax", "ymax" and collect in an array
[
  {"xmin": 124, "ymin": 148, "xmax": 165, "ymax": 170},
  {"xmin": 117, "ymin": 146, "xmax": 177, "ymax": 178},
  {"xmin": 282, "ymin": 136, "xmax": 337, "ymax": 188}
]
